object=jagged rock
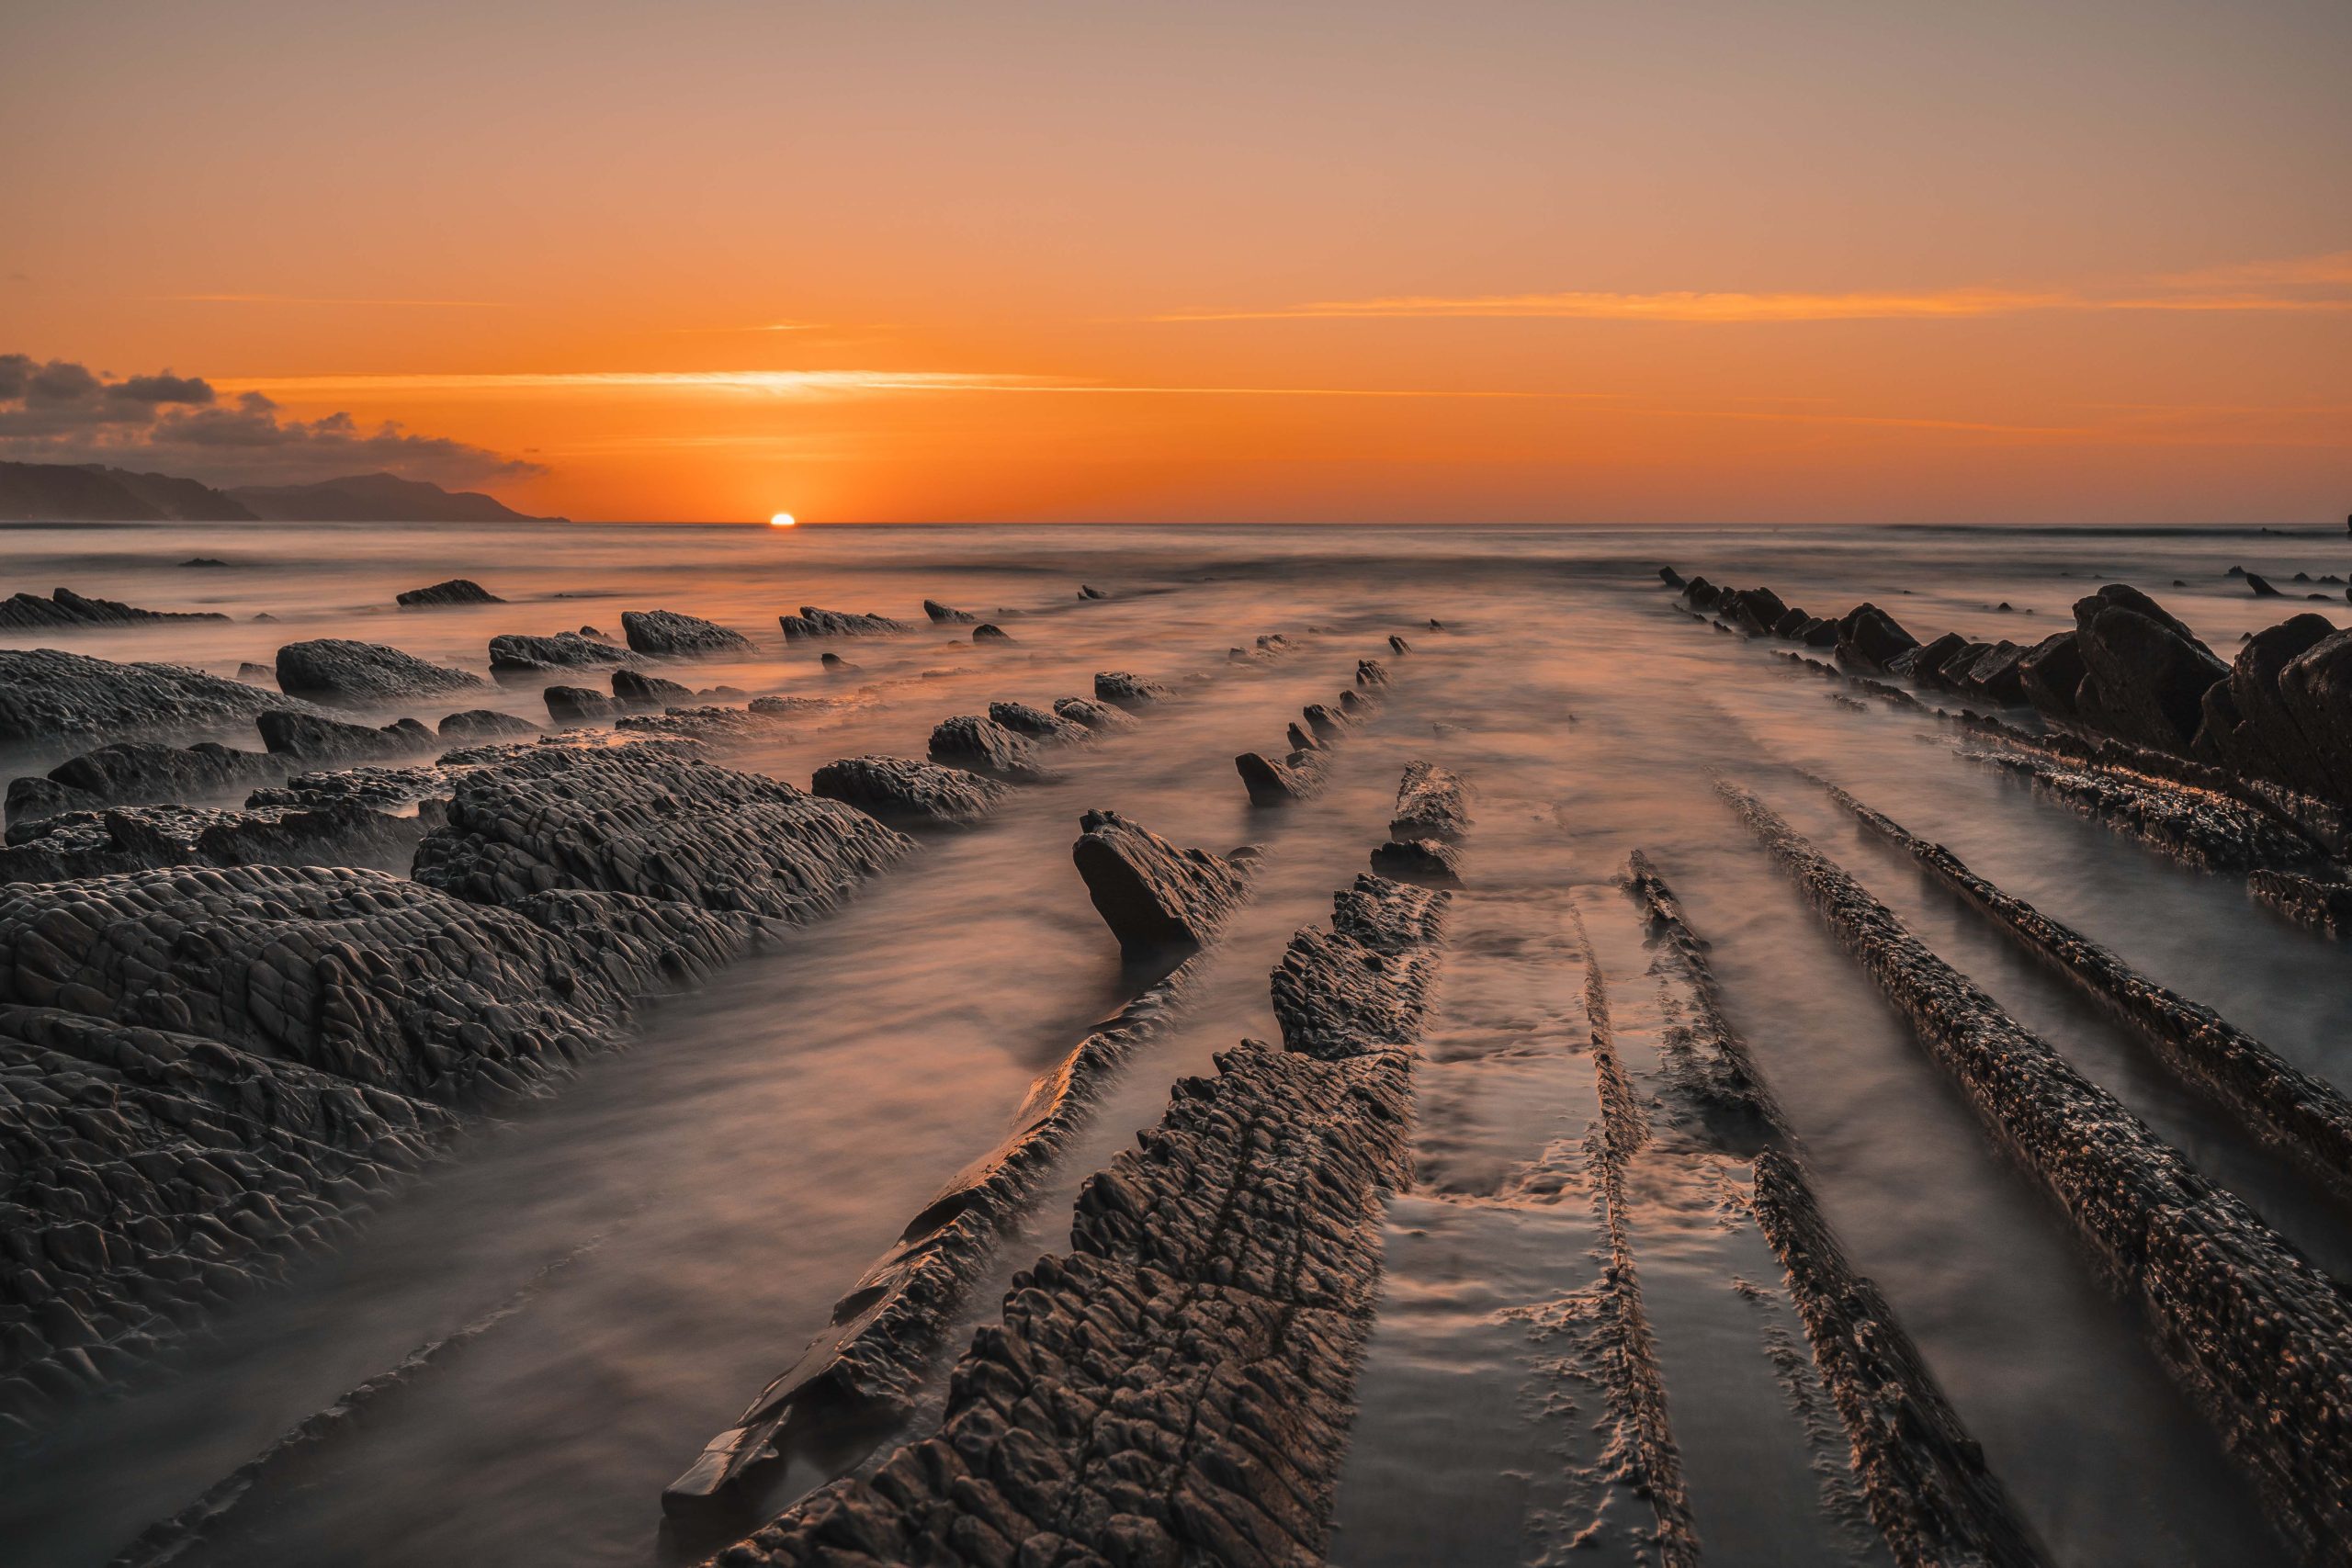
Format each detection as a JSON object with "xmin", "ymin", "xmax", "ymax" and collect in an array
[
  {"xmin": 1094, "ymin": 671, "xmax": 1172, "ymax": 708},
  {"xmin": 610, "ymin": 669, "xmax": 695, "ymax": 710},
  {"xmin": 2250, "ymin": 869, "xmax": 2352, "ymax": 938},
  {"xmin": 808, "ymin": 755, "xmax": 1005, "ymax": 828},
  {"xmin": 1355, "ymin": 658, "xmax": 1392, "ymax": 688},
  {"xmin": 1237, "ymin": 747, "xmax": 1326, "ymax": 806},
  {"xmin": 1388, "ymin": 634, "xmax": 1412, "ymax": 654},
  {"xmin": 234, "ymin": 661, "xmax": 275, "ymax": 684},
  {"xmin": 488, "ymin": 631, "xmax": 635, "ymax": 680},
  {"xmin": 1304, "ymin": 702, "xmax": 1351, "ymax": 742},
  {"xmin": 926, "ymin": 714, "xmax": 1052, "ymax": 782},
  {"xmin": 0, "ymin": 587, "xmax": 228, "ymax": 630},
  {"xmin": 414, "ymin": 746, "xmax": 910, "ymax": 922},
  {"xmin": 1076, "ymin": 583, "xmax": 1110, "ymax": 600},
  {"xmin": 436, "ymin": 708, "xmax": 542, "ymax": 742},
  {"xmin": 1289, "ymin": 720, "xmax": 1322, "ymax": 751},
  {"xmin": 778, "ymin": 606, "xmax": 906, "ymax": 640},
  {"xmin": 4, "ymin": 741, "xmax": 286, "ymax": 835},
  {"xmin": 1680, "ymin": 576, "xmax": 1723, "ymax": 611},
  {"xmin": 970, "ymin": 622, "xmax": 1013, "ymax": 643},
  {"xmin": 1390, "ymin": 761, "xmax": 1471, "ymax": 840},
  {"xmin": 1901, "ymin": 631, "xmax": 1972, "ymax": 684},
  {"xmin": 257, "ymin": 709, "xmax": 437, "ymax": 766},
  {"xmin": 1657, "ymin": 566, "xmax": 1685, "ymax": 587},
  {"xmin": 1723, "ymin": 586, "xmax": 1790, "ymax": 635},
  {"xmin": 2018, "ymin": 631, "xmax": 2088, "ymax": 718},
  {"xmin": 2058, "ymin": 585, "xmax": 2228, "ymax": 752},
  {"xmin": 922, "ymin": 599, "xmax": 978, "ymax": 625},
  {"xmin": 395, "ymin": 580, "xmax": 503, "ymax": 608},
  {"xmin": 1956, "ymin": 640, "xmax": 2030, "ymax": 705},
  {"xmin": 275, "ymin": 639, "xmax": 485, "ymax": 707},
  {"xmin": 1834, "ymin": 603, "xmax": 1921, "ymax": 674},
  {"xmin": 2194, "ymin": 615, "xmax": 2341, "ymax": 799},
  {"xmin": 1052, "ymin": 694, "xmax": 1140, "ymax": 732},
  {"xmin": 544, "ymin": 685, "xmax": 617, "ymax": 725},
  {"xmin": 818, "ymin": 652, "xmax": 855, "ymax": 672},
  {"xmin": 181, "ymin": 558, "xmax": 229, "ymax": 568},
  {"xmin": 0, "ymin": 649, "xmax": 321, "ymax": 750},
  {"xmin": 1370, "ymin": 836, "xmax": 1463, "ymax": 885},
  {"xmin": 621, "ymin": 609, "xmax": 753, "ymax": 658},
  {"xmin": 247, "ymin": 761, "xmax": 467, "ymax": 812},
  {"xmin": 1070, "ymin": 809, "xmax": 1251, "ymax": 956},
  {"xmin": 987, "ymin": 701, "xmax": 1090, "ymax": 745},
  {"xmin": 2247, "ymin": 573, "xmax": 2283, "ymax": 597}
]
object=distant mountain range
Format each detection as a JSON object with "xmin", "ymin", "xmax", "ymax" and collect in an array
[{"xmin": 0, "ymin": 462, "xmax": 560, "ymax": 524}]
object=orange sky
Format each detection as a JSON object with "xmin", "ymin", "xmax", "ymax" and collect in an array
[{"xmin": 3, "ymin": 0, "xmax": 2346, "ymax": 523}]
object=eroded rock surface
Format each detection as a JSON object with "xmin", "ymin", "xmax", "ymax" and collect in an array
[
  {"xmin": 985, "ymin": 701, "xmax": 1089, "ymax": 746},
  {"xmin": 396, "ymin": 580, "xmax": 503, "ymax": 608},
  {"xmin": 0, "ymin": 588, "xmax": 227, "ymax": 630},
  {"xmin": 926, "ymin": 715, "xmax": 1052, "ymax": 783},
  {"xmin": 0, "ymin": 649, "xmax": 322, "ymax": 750},
  {"xmin": 1070, "ymin": 809, "xmax": 1251, "ymax": 957},
  {"xmin": 436, "ymin": 709, "xmax": 542, "ymax": 742},
  {"xmin": 1051, "ymin": 695, "xmax": 1139, "ymax": 733},
  {"xmin": 1093, "ymin": 671, "xmax": 1172, "ymax": 708},
  {"xmin": 1388, "ymin": 760, "xmax": 1470, "ymax": 841},
  {"xmin": 544, "ymin": 686, "xmax": 617, "ymax": 726},
  {"xmin": 612, "ymin": 669, "xmax": 695, "ymax": 710},
  {"xmin": 621, "ymin": 610, "xmax": 753, "ymax": 658},
  {"xmin": 275, "ymin": 640, "xmax": 485, "ymax": 707},
  {"xmin": 489, "ymin": 631, "xmax": 636, "ymax": 680},
  {"xmin": 257, "ymin": 709, "xmax": 439, "ymax": 768},
  {"xmin": 779, "ymin": 607, "xmax": 907, "ymax": 641},
  {"xmin": 922, "ymin": 600, "xmax": 978, "ymax": 625},
  {"xmin": 6, "ymin": 741, "xmax": 287, "ymax": 829},
  {"xmin": 809, "ymin": 756, "xmax": 1005, "ymax": 829}
]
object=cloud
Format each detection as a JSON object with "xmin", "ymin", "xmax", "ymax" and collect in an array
[
  {"xmin": 0, "ymin": 353, "xmax": 542, "ymax": 486},
  {"xmin": 1148, "ymin": 250, "xmax": 2352, "ymax": 324},
  {"xmin": 215, "ymin": 368, "xmax": 1583, "ymax": 400}
]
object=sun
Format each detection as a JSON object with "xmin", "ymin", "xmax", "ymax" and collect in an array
[{"xmin": 768, "ymin": 512, "xmax": 797, "ymax": 528}]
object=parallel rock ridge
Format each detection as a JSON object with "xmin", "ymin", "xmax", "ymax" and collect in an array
[
  {"xmin": 1723, "ymin": 782, "xmax": 2352, "ymax": 1564},
  {"xmin": 489, "ymin": 630, "xmax": 634, "ymax": 679},
  {"xmin": 709, "ymin": 871, "xmax": 1450, "ymax": 1568},
  {"xmin": 0, "ymin": 648, "xmax": 326, "ymax": 750},
  {"xmin": 622, "ymin": 609, "xmax": 753, "ymax": 658},
  {"xmin": 0, "ymin": 587, "xmax": 228, "ymax": 629},
  {"xmin": 809, "ymin": 755, "xmax": 1006, "ymax": 829},
  {"xmin": 1070, "ymin": 809, "xmax": 1251, "ymax": 957},
  {"xmin": 1236, "ymin": 642, "xmax": 1400, "ymax": 807},
  {"xmin": 274, "ymin": 639, "xmax": 485, "ymax": 707},
  {"xmin": 780, "ymin": 606, "xmax": 908, "ymax": 640}
]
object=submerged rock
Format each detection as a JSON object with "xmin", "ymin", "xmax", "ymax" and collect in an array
[
  {"xmin": 0, "ymin": 587, "xmax": 228, "ymax": 629},
  {"xmin": 620, "ymin": 609, "xmax": 753, "ymax": 658},
  {"xmin": 1094, "ymin": 670, "xmax": 1173, "ymax": 708},
  {"xmin": 808, "ymin": 755, "xmax": 1005, "ymax": 828},
  {"xmin": 2246, "ymin": 572, "xmax": 2284, "ymax": 598},
  {"xmin": 1833, "ymin": 603, "xmax": 1921, "ymax": 674},
  {"xmin": 778, "ymin": 606, "xmax": 907, "ymax": 640},
  {"xmin": 611, "ymin": 668, "xmax": 695, "ymax": 710},
  {"xmin": 488, "ymin": 631, "xmax": 635, "ymax": 680},
  {"xmin": 275, "ymin": 639, "xmax": 485, "ymax": 706},
  {"xmin": 922, "ymin": 599, "xmax": 978, "ymax": 625},
  {"xmin": 1076, "ymin": 582, "xmax": 1110, "ymax": 599},
  {"xmin": 818, "ymin": 651, "xmax": 855, "ymax": 672},
  {"xmin": 436, "ymin": 708, "xmax": 543, "ymax": 742},
  {"xmin": 970, "ymin": 622, "xmax": 1013, "ymax": 643},
  {"xmin": 234, "ymin": 661, "xmax": 276, "ymax": 684},
  {"xmin": 1051, "ymin": 694, "xmax": 1140, "ymax": 732},
  {"xmin": 926, "ymin": 713, "xmax": 1052, "ymax": 782},
  {"xmin": 544, "ymin": 685, "xmax": 617, "ymax": 726},
  {"xmin": 0, "ymin": 648, "xmax": 320, "ymax": 749},
  {"xmin": 395, "ymin": 579, "xmax": 503, "ymax": 608},
  {"xmin": 1070, "ymin": 809, "xmax": 1252, "ymax": 956}
]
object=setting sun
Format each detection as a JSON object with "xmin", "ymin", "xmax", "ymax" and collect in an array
[{"xmin": 768, "ymin": 513, "xmax": 797, "ymax": 528}]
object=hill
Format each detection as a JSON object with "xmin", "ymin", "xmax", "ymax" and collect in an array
[
  {"xmin": 0, "ymin": 462, "xmax": 256, "ymax": 522},
  {"xmin": 230, "ymin": 471, "xmax": 558, "ymax": 523}
]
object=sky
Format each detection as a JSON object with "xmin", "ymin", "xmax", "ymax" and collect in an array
[{"xmin": 3, "ymin": 0, "xmax": 2347, "ymax": 524}]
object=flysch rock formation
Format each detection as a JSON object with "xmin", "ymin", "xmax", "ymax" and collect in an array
[
  {"xmin": 622, "ymin": 609, "xmax": 755, "ymax": 658},
  {"xmin": 545, "ymin": 685, "xmax": 617, "ymax": 726},
  {"xmin": 436, "ymin": 708, "xmax": 543, "ymax": 742},
  {"xmin": 6, "ymin": 741, "xmax": 289, "ymax": 829},
  {"xmin": 926, "ymin": 715, "xmax": 1056, "ymax": 784},
  {"xmin": 702, "ymin": 866, "xmax": 1451, "ymax": 1568},
  {"xmin": 986, "ymin": 701, "xmax": 1091, "ymax": 747},
  {"xmin": 2249, "ymin": 867, "xmax": 2352, "ymax": 938},
  {"xmin": 922, "ymin": 599, "xmax": 978, "ymax": 625},
  {"xmin": 809, "ymin": 756, "xmax": 1007, "ymax": 829},
  {"xmin": 1050, "ymin": 695, "xmax": 1139, "ymax": 734},
  {"xmin": 1092, "ymin": 671, "xmax": 1173, "ymax": 709},
  {"xmin": 1236, "ymin": 643, "xmax": 1403, "ymax": 807},
  {"xmin": 273, "ymin": 639, "xmax": 486, "ymax": 707},
  {"xmin": 1070, "ymin": 809, "xmax": 1253, "ymax": 958},
  {"xmin": 1723, "ymin": 781, "xmax": 2352, "ymax": 1564},
  {"xmin": 1959, "ymin": 742, "xmax": 2322, "ymax": 873},
  {"xmin": 0, "ymin": 800, "xmax": 433, "ymax": 885},
  {"xmin": 0, "ymin": 649, "xmax": 328, "ymax": 750},
  {"xmin": 256, "ymin": 709, "xmax": 439, "ymax": 768},
  {"xmin": 666, "ymin": 814, "xmax": 1261, "ymax": 1519},
  {"xmin": 395, "ymin": 580, "xmax": 503, "ymax": 608},
  {"xmin": 1622, "ymin": 852, "xmax": 2045, "ymax": 1568},
  {"xmin": 612, "ymin": 669, "xmax": 695, "ymax": 710},
  {"xmin": 489, "ymin": 631, "xmax": 637, "ymax": 681},
  {"xmin": 779, "ymin": 606, "xmax": 909, "ymax": 641},
  {"xmin": 0, "ymin": 588, "xmax": 229, "ymax": 630}
]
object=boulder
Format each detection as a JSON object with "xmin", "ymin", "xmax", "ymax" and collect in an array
[
  {"xmin": 971, "ymin": 623, "xmax": 1014, "ymax": 643},
  {"xmin": 927, "ymin": 714, "xmax": 1052, "ymax": 782},
  {"xmin": 1069, "ymin": 809, "xmax": 1251, "ymax": 957},
  {"xmin": 489, "ymin": 631, "xmax": 635, "ymax": 680},
  {"xmin": 611, "ymin": 669, "xmax": 695, "ymax": 710},
  {"xmin": 257, "ymin": 709, "xmax": 439, "ymax": 766},
  {"xmin": 779, "ymin": 606, "xmax": 907, "ymax": 640},
  {"xmin": 2018, "ymin": 631, "xmax": 2088, "ymax": 719},
  {"xmin": 0, "ymin": 648, "xmax": 321, "ymax": 749},
  {"xmin": 1833, "ymin": 604, "xmax": 1921, "ymax": 674},
  {"xmin": 545, "ymin": 685, "xmax": 618, "ymax": 725},
  {"xmin": 396, "ymin": 579, "xmax": 503, "ymax": 608},
  {"xmin": 922, "ymin": 600, "xmax": 978, "ymax": 625},
  {"xmin": 437, "ymin": 708, "xmax": 543, "ymax": 742},
  {"xmin": 820, "ymin": 652, "xmax": 856, "ymax": 671},
  {"xmin": 275, "ymin": 639, "xmax": 485, "ymax": 706},
  {"xmin": 2066, "ymin": 585, "xmax": 2227, "ymax": 751},
  {"xmin": 809, "ymin": 755, "xmax": 1005, "ymax": 829},
  {"xmin": 621, "ymin": 609, "xmax": 753, "ymax": 657}
]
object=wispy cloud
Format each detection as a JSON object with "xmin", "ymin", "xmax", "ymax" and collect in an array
[{"xmin": 1148, "ymin": 251, "xmax": 2352, "ymax": 324}]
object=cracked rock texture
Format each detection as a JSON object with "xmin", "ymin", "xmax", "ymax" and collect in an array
[
  {"xmin": 621, "ymin": 610, "xmax": 753, "ymax": 658},
  {"xmin": 0, "ymin": 588, "xmax": 228, "ymax": 630},
  {"xmin": 257, "ymin": 709, "xmax": 440, "ymax": 768},
  {"xmin": 779, "ymin": 606, "xmax": 907, "ymax": 640},
  {"xmin": 488, "ymin": 631, "xmax": 636, "ymax": 680},
  {"xmin": 1387, "ymin": 761, "xmax": 1470, "ymax": 841},
  {"xmin": 1051, "ymin": 696, "xmax": 1139, "ymax": 734},
  {"xmin": 6, "ymin": 742, "xmax": 288, "ymax": 829},
  {"xmin": 705, "ymin": 874, "xmax": 1446, "ymax": 1568},
  {"xmin": 1093, "ymin": 671, "xmax": 1172, "ymax": 709},
  {"xmin": 273, "ymin": 640, "xmax": 486, "ymax": 707},
  {"xmin": 1070, "ymin": 810, "xmax": 1251, "ymax": 957},
  {"xmin": 809, "ymin": 756, "xmax": 1006, "ymax": 829},
  {"xmin": 436, "ymin": 709, "xmax": 542, "ymax": 743},
  {"xmin": 987, "ymin": 702, "xmax": 1091, "ymax": 746},
  {"xmin": 927, "ymin": 715, "xmax": 1053, "ymax": 783},
  {"xmin": 0, "ymin": 649, "xmax": 324, "ymax": 750}
]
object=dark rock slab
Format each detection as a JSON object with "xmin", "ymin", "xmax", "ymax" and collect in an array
[
  {"xmin": 1236, "ymin": 747, "xmax": 1326, "ymax": 806},
  {"xmin": 1960, "ymin": 743, "xmax": 2320, "ymax": 872},
  {"xmin": 436, "ymin": 708, "xmax": 542, "ymax": 742},
  {"xmin": 818, "ymin": 651, "xmax": 855, "ymax": 672},
  {"xmin": 1051, "ymin": 694, "xmax": 1140, "ymax": 733},
  {"xmin": 1833, "ymin": 603, "xmax": 1920, "ymax": 674},
  {"xmin": 413, "ymin": 746, "xmax": 910, "ymax": 922},
  {"xmin": 1388, "ymin": 760, "xmax": 1471, "ymax": 840},
  {"xmin": 1725, "ymin": 782, "xmax": 2352, "ymax": 1564},
  {"xmin": 2246, "ymin": 572, "xmax": 2284, "ymax": 597},
  {"xmin": 778, "ymin": 606, "xmax": 907, "ymax": 641},
  {"xmin": 395, "ymin": 580, "xmax": 503, "ymax": 608},
  {"xmin": 488, "ymin": 631, "xmax": 636, "ymax": 680},
  {"xmin": 1387, "ymin": 633, "xmax": 1412, "ymax": 654},
  {"xmin": 2249, "ymin": 869, "xmax": 2352, "ymax": 938},
  {"xmin": 621, "ymin": 609, "xmax": 753, "ymax": 658},
  {"xmin": 0, "ymin": 587, "xmax": 228, "ymax": 630},
  {"xmin": 1070, "ymin": 809, "xmax": 1251, "ymax": 957},
  {"xmin": 544, "ymin": 685, "xmax": 617, "ymax": 726},
  {"xmin": 2275, "ymin": 627, "xmax": 2352, "ymax": 804},
  {"xmin": 612, "ymin": 669, "xmax": 695, "ymax": 710},
  {"xmin": 257, "ymin": 709, "xmax": 439, "ymax": 767},
  {"xmin": 809, "ymin": 755, "xmax": 1005, "ymax": 829},
  {"xmin": 2064, "ymin": 585, "xmax": 2226, "ymax": 752},
  {"xmin": 970, "ymin": 622, "xmax": 1013, "ymax": 643},
  {"xmin": 2017, "ymin": 631, "xmax": 2087, "ymax": 718},
  {"xmin": 926, "ymin": 714, "xmax": 1052, "ymax": 783},
  {"xmin": 6, "ymin": 742, "xmax": 287, "ymax": 829},
  {"xmin": 0, "ymin": 649, "xmax": 322, "ymax": 750},
  {"xmin": 1368, "ymin": 836, "xmax": 1463, "ymax": 885},
  {"xmin": 985, "ymin": 701, "xmax": 1090, "ymax": 746},
  {"xmin": 1093, "ymin": 671, "xmax": 1172, "ymax": 708},
  {"xmin": 275, "ymin": 639, "xmax": 485, "ymax": 707},
  {"xmin": 1657, "ymin": 566, "xmax": 1685, "ymax": 587},
  {"xmin": 922, "ymin": 599, "xmax": 978, "ymax": 625},
  {"xmin": 1901, "ymin": 631, "xmax": 1971, "ymax": 685},
  {"xmin": 1075, "ymin": 582, "xmax": 1110, "ymax": 599}
]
